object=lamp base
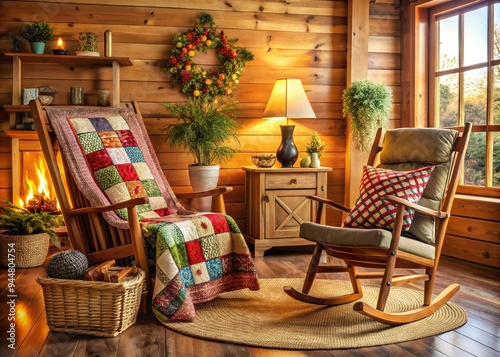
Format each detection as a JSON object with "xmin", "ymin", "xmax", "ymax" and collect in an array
[{"xmin": 276, "ymin": 125, "xmax": 298, "ymax": 168}]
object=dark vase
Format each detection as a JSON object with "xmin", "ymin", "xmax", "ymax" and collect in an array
[{"xmin": 276, "ymin": 125, "xmax": 298, "ymax": 168}]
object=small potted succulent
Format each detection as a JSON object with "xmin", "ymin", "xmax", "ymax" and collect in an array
[
  {"xmin": 301, "ymin": 132, "xmax": 327, "ymax": 168},
  {"xmin": 20, "ymin": 21, "xmax": 54, "ymax": 54},
  {"xmin": 0, "ymin": 201, "xmax": 63, "ymax": 268}
]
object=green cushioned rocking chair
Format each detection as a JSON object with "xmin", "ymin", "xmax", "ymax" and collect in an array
[{"xmin": 284, "ymin": 123, "xmax": 472, "ymax": 325}]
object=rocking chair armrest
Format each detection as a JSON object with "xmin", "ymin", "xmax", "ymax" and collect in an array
[
  {"xmin": 176, "ymin": 186, "xmax": 233, "ymax": 200},
  {"xmin": 383, "ymin": 195, "xmax": 449, "ymax": 219},
  {"xmin": 67, "ymin": 197, "xmax": 149, "ymax": 216},
  {"xmin": 305, "ymin": 195, "xmax": 351, "ymax": 213}
]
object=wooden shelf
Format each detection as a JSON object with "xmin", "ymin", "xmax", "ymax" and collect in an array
[
  {"xmin": 2, "ymin": 104, "xmax": 29, "ymax": 113},
  {"xmin": 1, "ymin": 53, "xmax": 132, "ymax": 66}
]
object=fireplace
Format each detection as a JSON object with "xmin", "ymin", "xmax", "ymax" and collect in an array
[{"xmin": 5, "ymin": 130, "xmax": 61, "ymax": 209}]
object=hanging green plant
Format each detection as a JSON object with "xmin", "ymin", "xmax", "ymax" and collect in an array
[
  {"xmin": 166, "ymin": 13, "xmax": 254, "ymax": 103},
  {"xmin": 342, "ymin": 80, "xmax": 393, "ymax": 151}
]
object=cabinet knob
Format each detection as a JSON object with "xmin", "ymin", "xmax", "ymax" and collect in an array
[
  {"xmin": 321, "ymin": 184, "xmax": 325, "ymax": 191},
  {"xmin": 263, "ymin": 194, "xmax": 270, "ymax": 203},
  {"xmin": 290, "ymin": 178, "xmax": 298, "ymax": 184}
]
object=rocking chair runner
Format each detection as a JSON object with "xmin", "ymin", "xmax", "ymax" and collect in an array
[
  {"xmin": 285, "ymin": 123, "xmax": 472, "ymax": 325},
  {"xmin": 30, "ymin": 99, "xmax": 259, "ymax": 322}
]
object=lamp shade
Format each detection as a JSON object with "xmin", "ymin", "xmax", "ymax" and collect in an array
[
  {"xmin": 263, "ymin": 79, "xmax": 315, "ymax": 168},
  {"xmin": 262, "ymin": 79, "xmax": 316, "ymax": 119}
]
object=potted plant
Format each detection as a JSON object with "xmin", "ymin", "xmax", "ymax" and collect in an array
[
  {"xmin": 20, "ymin": 21, "xmax": 54, "ymax": 54},
  {"xmin": 0, "ymin": 202, "xmax": 63, "ymax": 268},
  {"xmin": 342, "ymin": 80, "xmax": 393, "ymax": 151},
  {"xmin": 163, "ymin": 99, "xmax": 239, "ymax": 210}
]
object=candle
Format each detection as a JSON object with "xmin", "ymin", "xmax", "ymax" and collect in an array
[{"xmin": 53, "ymin": 37, "xmax": 68, "ymax": 55}]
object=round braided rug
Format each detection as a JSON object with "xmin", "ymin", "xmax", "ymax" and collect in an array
[{"xmin": 163, "ymin": 278, "xmax": 468, "ymax": 350}]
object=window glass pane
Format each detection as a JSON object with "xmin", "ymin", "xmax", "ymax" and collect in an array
[
  {"xmin": 464, "ymin": 68, "xmax": 487, "ymax": 125},
  {"xmin": 438, "ymin": 16, "xmax": 458, "ymax": 70},
  {"xmin": 464, "ymin": 132, "xmax": 486, "ymax": 186},
  {"xmin": 464, "ymin": 7, "xmax": 487, "ymax": 66},
  {"xmin": 494, "ymin": 65, "xmax": 500, "ymax": 124},
  {"xmin": 437, "ymin": 73, "xmax": 459, "ymax": 127},
  {"xmin": 495, "ymin": 3, "xmax": 500, "ymax": 60},
  {"xmin": 494, "ymin": 132, "xmax": 500, "ymax": 187}
]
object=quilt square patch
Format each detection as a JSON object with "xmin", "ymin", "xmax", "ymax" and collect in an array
[
  {"xmin": 201, "ymin": 234, "xmax": 220, "ymax": 260},
  {"xmin": 206, "ymin": 258, "xmax": 223, "ymax": 280},
  {"xmin": 98, "ymin": 131, "xmax": 121, "ymax": 148},
  {"xmin": 185, "ymin": 239, "xmax": 205, "ymax": 265},
  {"xmin": 86, "ymin": 149, "xmax": 113, "ymax": 171},
  {"xmin": 180, "ymin": 266, "xmax": 195, "ymax": 287},
  {"xmin": 68, "ymin": 117, "xmax": 95, "ymax": 133},
  {"xmin": 95, "ymin": 165, "xmax": 123, "ymax": 190},
  {"xmin": 77, "ymin": 132, "xmax": 104, "ymax": 154},
  {"xmin": 116, "ymin": 163, "xmax": 139, "ymax": 181},
  {"xmin": 89, "ymin": 117, "xmax": 113, "ymax": 131},
  {"xmin": 190, "ymin": 262, "xmax": 210, "ymax": 284},
  {"xmin": 125, "ymin": 147, "xmax": 145, "ymax": 163},
  {"xmin": 116, "ymin": 130, "xmax": 138, "ymax": 146},
  {"xmin": 204, "ymin": 213, "xmax": 230, "ymax": 234},
  {"xmin": 125, "ymin": 180, "xmax": 145, "ymax": 197},
  {"xmin": 107, "ymin": 147, "xmax": 131, "ymax": 165}
]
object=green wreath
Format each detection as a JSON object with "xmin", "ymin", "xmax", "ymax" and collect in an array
[{"xmin": 166, "ymin": 13, "xmax": 254, "ymax": 103}]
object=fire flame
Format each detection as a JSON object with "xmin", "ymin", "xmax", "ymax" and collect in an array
[{"xmin": 18, "ymin": 155, "xmax": 58, "ymax": 211}]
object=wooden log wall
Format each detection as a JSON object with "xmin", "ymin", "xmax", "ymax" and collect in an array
[
  {"xmin": 0, "ymin": 0, "xmax": 359, "ymax": 230},
  {"xmin": 1, "ymin": 0, "xmax": 497, "ymax": 268}
]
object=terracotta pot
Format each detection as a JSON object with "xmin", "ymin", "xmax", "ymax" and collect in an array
[{"xmin": 188, "ymin": 165, "xmax": 220, "ymax": 212}]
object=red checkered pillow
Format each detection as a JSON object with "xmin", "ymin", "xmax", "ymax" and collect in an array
[{"xmin": 343, "ymin": 165, "xmax": 435, "ymax": 232}]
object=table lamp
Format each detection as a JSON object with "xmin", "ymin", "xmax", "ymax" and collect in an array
[{"xmin": 263, "ymin": 79, "xmax": 316, "ymax": 167}]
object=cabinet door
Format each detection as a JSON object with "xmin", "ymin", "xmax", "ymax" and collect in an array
[{"xmin": 264, "ymin": 188, "xmax": 317, "ymax": 238}]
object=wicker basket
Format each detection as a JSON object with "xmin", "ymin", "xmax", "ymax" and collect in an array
[
  {"xmin": 37, "ymin": 268, "xmax": 146, "ymax": 337},
  {"xmin": 0, "ymin": 232, "xmax": 50, "ymax": 268}
]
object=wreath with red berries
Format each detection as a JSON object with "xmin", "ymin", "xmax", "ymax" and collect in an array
[{"xmin": 166, "ymin": 13, "xmax": 254, "ymax": 103}]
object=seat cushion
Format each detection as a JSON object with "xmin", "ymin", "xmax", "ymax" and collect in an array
[
  {"xmin": 300, "ymin": 222, "xmax": 435, "ymax": 260},
  {"xmin": 343, "ymin": 165, "xmax": 434, "ymax": 232}
]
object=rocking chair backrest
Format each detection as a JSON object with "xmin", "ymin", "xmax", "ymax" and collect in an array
[
  {"xmin": 29, "ymin": 100, "xmax": 185, "ymax": 265},
  {"xmin": 366, "ymin": 124, "xmax": 472, "ymax": 246}
]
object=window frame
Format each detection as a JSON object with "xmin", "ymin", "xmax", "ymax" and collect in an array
[{"xmin": 404, "ymin": 0, "xmax": 499, "ymax": 197}]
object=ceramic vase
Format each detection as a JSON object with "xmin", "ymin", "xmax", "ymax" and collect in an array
[
  {"xmin": 276, "ymin": 125, "xmax": 298, "ymax": 168},
  {"xmin": 310, "ymin": 153, "xmax": 320, "ymax": 168}
]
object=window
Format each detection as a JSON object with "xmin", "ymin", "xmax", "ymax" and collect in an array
[{"xmin": 429, "ymin": 0, "xmax": 500, "ymax": 196}]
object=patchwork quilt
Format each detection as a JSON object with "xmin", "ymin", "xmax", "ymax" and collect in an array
[
  {"xmin": 44, "ymin": 106, "xmax": 260, "ymax": 322},
  {"xmin": 144, "ymin": 213, "xmax": 259, "ymax": 322}
]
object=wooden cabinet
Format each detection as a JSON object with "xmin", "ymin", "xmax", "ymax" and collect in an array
[{"xmin": 242, "ymin": 166, "xmax": 331, "ymax": 257}]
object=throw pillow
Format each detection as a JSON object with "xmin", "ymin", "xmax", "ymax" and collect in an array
[{"xmin": 343, "ymin": 165, "xmax": 435, "ymax": 232}]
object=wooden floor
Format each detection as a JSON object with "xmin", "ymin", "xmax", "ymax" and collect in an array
[{"xmin": 0, "ymin": 247, "xmax": 499, "ymax": 357}]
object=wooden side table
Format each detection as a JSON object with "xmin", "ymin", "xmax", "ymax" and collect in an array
[{"xmin": 242, "ymin": 166, "xmax": 331, "ymax": 257}]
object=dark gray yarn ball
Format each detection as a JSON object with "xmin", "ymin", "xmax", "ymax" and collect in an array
[{"xmin": 46, "ymin": 250, "xmax": 88, "ymax": 279}]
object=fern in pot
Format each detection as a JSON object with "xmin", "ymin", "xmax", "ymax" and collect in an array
[
  {"xmin": 342, "ymin": 80, "xmax": 393, "ymax": 151},
  {"xmin": 0, "ymin": 202, "xmax": 63, "ymax": 268},
  {"xmin": 163, "ymin": 99, "xmax": 240, "ymax": 211}
]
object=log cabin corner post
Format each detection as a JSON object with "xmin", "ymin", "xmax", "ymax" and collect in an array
[{"xmin": 345, "ymin": 0, "xmax": 370, "ymax": 207}]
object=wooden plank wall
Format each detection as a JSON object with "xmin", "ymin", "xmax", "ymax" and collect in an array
[
  {"xmin": 0, "ymin": 0, "xmax": 359, "ymax": 230},
  {"xmin": 2, "ymin": 1, "xmax": 496, "ymax": 268}
]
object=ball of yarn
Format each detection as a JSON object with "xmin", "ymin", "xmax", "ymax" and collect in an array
[{"xmin": 46, "ymin": 250, "xmax": 88, "ymax": 279}]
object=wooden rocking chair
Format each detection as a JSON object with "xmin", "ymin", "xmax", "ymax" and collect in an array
[
  {"xmin": 29, "ymin": 100, "xmax": 232, "ymax": 287},
  {"xmin": 285, "ymin": 123, "xmax": 472, "ymax": 325}
]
